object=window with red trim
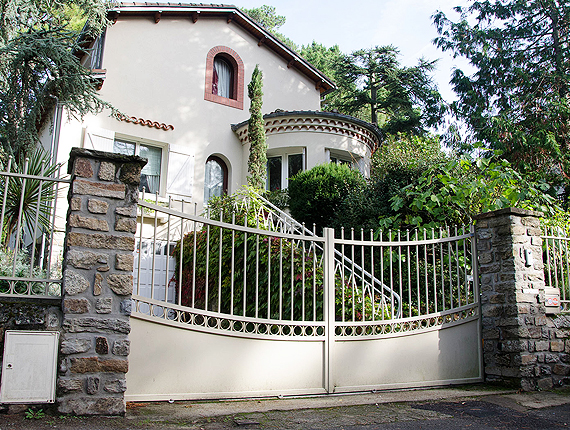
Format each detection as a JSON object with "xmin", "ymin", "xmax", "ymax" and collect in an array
[{"xmin": 204, "ymin": 46, "xmax": 244, "ymax": 109}]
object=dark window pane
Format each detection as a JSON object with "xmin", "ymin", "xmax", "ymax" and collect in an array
[
  {"xmin": 267, "ymin": 157, "xmax": 282, "ymax": 191},
  {"xmin": 288, "ymin": 154, "xmax": 303, "ymax": 179}
]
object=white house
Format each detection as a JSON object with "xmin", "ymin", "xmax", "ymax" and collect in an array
[{"xmin": 42, "ymin": 2, "xmax": 381, "ymax": 211}]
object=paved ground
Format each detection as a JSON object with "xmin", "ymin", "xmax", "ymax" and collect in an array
[{"xmin": 0, "ymin": 385, "xmax": 569, "ymax": 429}]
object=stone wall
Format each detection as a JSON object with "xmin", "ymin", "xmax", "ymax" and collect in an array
[
  {"xmin": 57, "ymin": 148, "xmax": 146, "ymax": 415},
  {"xmin": 475, "ymin": 207, "xmax": 570, "ymax": 390}
]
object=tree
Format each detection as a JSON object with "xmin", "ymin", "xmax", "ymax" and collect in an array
[
  {"xmin": 299, "ymin": 42, "xmax": 357, "ymax": 114},
  {"xmin": 247, "ymin": 65, "xmax": 267, "ymax": 190},
  {"xmin": 333, "ymin": 46, "xmax": 445, "ymax": 134},
  {"xmin": 0, "ymin": 0, "xmax": 113, "ymax": 162},
  {"xmin": 433, "ymin": 0, "xmax": 570, "ymax": 205},
  {"xmin": 242, "ymin": 5, "xmax": 298, "ymax": 51}
]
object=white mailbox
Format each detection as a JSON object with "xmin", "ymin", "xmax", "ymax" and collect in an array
[{"xmin": 0, "ymin": 331, "xmax": 60, "ymax": 404}]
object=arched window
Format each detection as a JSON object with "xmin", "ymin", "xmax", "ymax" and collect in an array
[
  {"xmin": 204, "ymin": 46, "xmax": 244, "ymax": 109},
  {"xmin": 212, "ymin": 56, "xmax": 233, "ymax": 98},
  {"xmin": 204, "ymin": 156, "xmax": 228, "ymax": 204}
]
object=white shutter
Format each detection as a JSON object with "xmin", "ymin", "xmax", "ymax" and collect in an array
[
  {"xmin": 166, "ymin": 144, "xmax": 194, "ymax": 198},
  {"xmin": 83, "ymin": 127, "xmax": 115, "ymax": 152}
]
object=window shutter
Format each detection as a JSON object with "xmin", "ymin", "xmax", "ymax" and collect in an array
[
  {"xmin": 83, "ymin": 127, "xmax": 115, "ymax": 152},
  {"xmin": 166, "ymin": 144, "xmax": 194, "ymax": 198}
]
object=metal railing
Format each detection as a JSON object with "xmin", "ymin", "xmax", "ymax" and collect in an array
[
  {"xmin": 543, "ymin": 226, "xmax": 570, "ymax": 313},
  {"xmin": 0, "ymin": 157, "xmax": 70, "ymax": 298},
  {"xmin": 133, "ymin": 195, "xmax": 478, "ymax": 338}
]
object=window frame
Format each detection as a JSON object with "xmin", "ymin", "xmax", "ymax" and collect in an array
[
  {"xmin": 266, "ymin": 148, "xmax": 306, "ymax": 191},
  {"xmin": 204, "ymin": 155, "xmax": 229, "ymax": 204},
  {"xmin": 204, "ymin": 46, "xmax": 244, "ymax": 110},
  {"xmin": 113, "ymin": 134, "xmax": 168, "ymax": 196}
]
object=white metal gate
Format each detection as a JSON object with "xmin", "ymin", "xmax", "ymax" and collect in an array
[{"xmin": 126, "ymin": 197, "xmax": 482, "ymax": 401}]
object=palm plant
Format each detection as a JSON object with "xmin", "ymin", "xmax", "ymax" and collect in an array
[{"xmin": 0, "ymin": 148, "xmax": 60, "ymax": 247}]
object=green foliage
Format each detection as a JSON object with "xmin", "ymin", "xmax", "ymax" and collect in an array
[
  {"xmin": 0, "ymin": 247, "xmax": 55, "ymax": 295},
  {"xmin": 1, "ymin": 149, "xmax": 60, "ymax": 244},
  {"xmin": 433, "ymin": 0, "xmax": 570, "ymax": 206},
  {"xmin": 388, "ymin": 149, "xmax": 560, "ymax": 229},
  {"xmin": 334, "ymin": 133, "xmax": 446, "ymax": 232},
  {"xmin": 246, "ymin": 65, "xmax": 267, "ymax": 191},
  {"xmin": 332, "ymin": 46, "xmax": 445, "ymax": 134},
  {"xmin": 299, "ymin": 42, "xmax": 355, "ymax": 114},
  {"xmin": 288, "ymin": 163, "xmax": 366, "ymax": 233},
  {"xmin": 24, "ymin": 408, "xmax": 45, "ymax": 420},
  {"xmin": 0, "ymin": 0, "xmax": 114, "ymax": 161},
  {"xmin": 242, "ymin": 5, "xmax": 298, "ymax": 51}
]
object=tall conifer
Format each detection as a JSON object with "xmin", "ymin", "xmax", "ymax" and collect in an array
[{"xmin": 247, "ymin": 65, "xmax": 267, "ymax": 190}]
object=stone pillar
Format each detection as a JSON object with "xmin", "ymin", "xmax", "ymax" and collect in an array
[
  {"xmin": 475, "ymin": 208, "xmax": 570, "ymax": 391},
  {"xmin": 57, "ymin": 148, "xmax": 146, "ymax": 415}
]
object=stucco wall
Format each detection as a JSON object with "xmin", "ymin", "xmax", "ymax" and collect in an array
[{"xmin": 55, "ymin": 14, "xmax": 323, "ymax": 210}]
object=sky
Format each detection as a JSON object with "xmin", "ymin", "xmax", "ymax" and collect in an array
[{"xmin": 232, "ymin": 0, "xmax": 472, "ymax": 103}]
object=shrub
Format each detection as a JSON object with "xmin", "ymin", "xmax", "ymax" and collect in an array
[{"xmin": 288, "ymin": 163, "xmax": 366, "ymax": 233}]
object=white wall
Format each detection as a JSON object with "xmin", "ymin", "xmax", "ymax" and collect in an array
[{"xmin": 55, "ymin": 14, "xmax": 323, "ymax": 210}]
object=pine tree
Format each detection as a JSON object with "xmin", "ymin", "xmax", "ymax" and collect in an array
[
  {"xmin": 0, "ymin": 0, "xmax": 113, "ymax": 162},
  {"xmin": 247, "ymin": 65, "xmax": 267, "ymax": 191}
]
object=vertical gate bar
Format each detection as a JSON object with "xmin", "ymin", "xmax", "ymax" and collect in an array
[
  {"xmin": 267, "ymin": 229, "xmax": 272, "ymax": 320},
  {"xmin": 137, "ymin": 191, "xmax": 145, "ymax": 298},
  {"xmin": 415, "ymin": 230, "xmax": 421, "ymax": 316},
  {"xmin": 191, "ymin": 203, "xmax": 197, "ymax": 308},
  {"xmin": 165, "ymin": 197, "xmax": 172, "ymax": 303},
  {"xmin": 218, "ymin": 210, "xmax": 223, "ymax": 313},
  {"xmin": 255, "ymin": 217, "xmax": 259, "ymax": 319},
  {"xmin": 289, "ymin": 233, "xmax": 295, "ymax": 321},
  {"xmin": 564, "ymin": 233, "xmax": 569, "ymax": 300},
  {"xmin": 553, "ymin": 233, "xmax": 560, "ymax": 289},
  {"xmin": 48, "ymin": 165, "xmax": 63, "ymax": 279},
  {"xmin": 389, "ymin": 230, "xmax": 394, "ymax": 319},
  {"xmin": 351, "ymin": 228, "xmax": 355, "ymax": 322},
  {"xmin": 150, "ymin": 193, "xmax": 159, "ymax": 300},
  {"xmin": 13, "ymin": 159, "xmax": 29, "ymax": 272},
  {"xmin": 438, "ymin": 228, "xmax": 444, "ymax": 311},
  {"xmin": 447, "ymin": 226, "xmax": 453, "ymax": 309},
  {"xmin": 361, "ymin": 228, "xmax": 365, "ymax": 321},
  {"xmin": 230, "ymin": 212, "xmax": 235, "ymax": 315},
  {"xmin": 546, "ymin": 228, "xmax": 553, "ymax": 287},
  {"xmin": 380, "ymin": 230, "xmax": 384, "ymax": 320},
  {"xmin": 0, "ymin": 157, "xmax": 12, "ymax": 237},
  {"xmin": 243, "ymin": 214, "xmax": 248, "ymax": 316},
  {"xmin": 406, "ymin": 230, "xmax": 411, "ymax": 318},
  {"xmin": 279, "ymin": 228, "xmax": 283, "ymax": 320},
  {"xmin": 341, "ymin": 227, "xmax": 346, "ymax": 322},
  {"xmin": 29, "ymin": 161, "xmax": 45, "ymax": 282},
  {"xmin": 323, "ymin": 228, "xmax": 335, "ymax": 394},
  {"xmin": 370, "ymin": 229, "xmax": 375, "ymax": 321},
  {"xmin": 205, "ymin": 208, "xmax": 210, "ymax": 311},
  {"xmin": 313, "ymin": 225, "xmax": 317, "ymax": 321},
  {"xmin": 462, "ymin": 225, "xmax": 468, "ymax": 304},
  {"xmin": 454, "ymin": 226, "xmax": 460, "ymax": 307},
  {"xmin": 302, "ymin": 228, "xmax": 307, "ymax": 321},
  {"xmin": 398, "ymin": 231, "xmax": 402, "ymax": 319}
]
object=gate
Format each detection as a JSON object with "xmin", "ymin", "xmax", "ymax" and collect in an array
[{"xmin": 126, "ymin": 195, "xmax": 482, "ymax": 401}]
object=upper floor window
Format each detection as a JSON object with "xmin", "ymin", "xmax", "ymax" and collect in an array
[
  {"xmin": 204, "ymin": 46, "xmax": 244, "ymax": 110},
  {"xmin": 114, "ymin": 139, "xmax": 163, "ymax": 194},
  {"xmin": 213, "ymin": 56, "xmax": 233, "ymax": 98}
]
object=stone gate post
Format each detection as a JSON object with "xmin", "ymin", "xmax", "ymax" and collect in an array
[
  {"xmin": 475, "ymin": 208, "xmax": 570, "ymax": 391},
  {"xmin": 57, "ymin": 148, "xmax": 146, "ymax": 415}
]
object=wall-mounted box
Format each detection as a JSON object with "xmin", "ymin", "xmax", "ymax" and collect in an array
[
  {"xmin": 544, "ymin": 287, "xmax": 561, "ymax": 315},
  {"xmin": 0, "ymin": 331, "xmax": 60, "ymax": 404}
]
